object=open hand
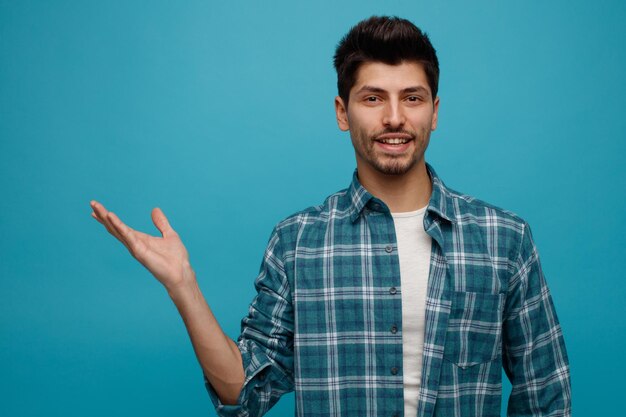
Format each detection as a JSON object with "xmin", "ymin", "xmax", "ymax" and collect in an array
[{"xmin": 90, "ymin": 201, "xmax": 195, "ymax": 290}]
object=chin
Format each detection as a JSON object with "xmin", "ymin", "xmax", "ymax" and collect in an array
[{"xmin": 375, "ymin": 158, "xmax": 421, "ymax": 176}]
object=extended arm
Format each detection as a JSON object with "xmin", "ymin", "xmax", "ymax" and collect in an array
[{"xmin": 90, "ymin": 201, "xmax": 244, "ymax": 404}]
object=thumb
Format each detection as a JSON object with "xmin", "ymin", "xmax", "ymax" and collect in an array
[{"xmin": 152, "ymin": 207, "xmax": 174, "ymax": 237}]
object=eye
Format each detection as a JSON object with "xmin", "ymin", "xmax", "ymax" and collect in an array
[
  {"xmin": 365, "ymin": 96, "xmax": 379, "ymax": 102},
  {"xmin": 406, "ymin": 95, "xmax": 423, "ymax": 102}
]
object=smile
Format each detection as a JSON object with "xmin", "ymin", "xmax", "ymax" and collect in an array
[{"xmin": 376, "ymin": 138, "xmax": 411, "ymax": 145}]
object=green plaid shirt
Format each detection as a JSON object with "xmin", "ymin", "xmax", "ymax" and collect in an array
[{"xmin": 207, "ymin": 164, "xmax": 571, "ymax": 417}]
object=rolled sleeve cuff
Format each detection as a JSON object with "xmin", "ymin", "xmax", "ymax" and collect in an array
[{"xmin": 205, "ymin": 339, "xmax": 273, "ymax": 417}]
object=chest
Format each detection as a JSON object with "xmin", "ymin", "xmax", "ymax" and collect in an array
[{"xmin": 287, "ymin": 214, "xmax": 507, "ymax": 305}]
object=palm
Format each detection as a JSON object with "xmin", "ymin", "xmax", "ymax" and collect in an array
[
  {"xmin": 90, "ymin": 201, "xmax": 192, "ymax": 289},
  {"xmin": 128, "ymin": 229, "xmax": 188, "ymax": 284}
]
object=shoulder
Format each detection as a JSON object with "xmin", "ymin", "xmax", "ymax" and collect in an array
[
  {"xmin": 428, "ymin": 164, "xmax": 528, "ymax": 237},
  {"xmin": 439, "ymin": 183, "xmax": 533, "ymax": 263},
  {"xmin": 445, "ymin": 183, "xmax": 528, "ymax": 233},
  {"xmin": 275, "ymin": 188, "xmax": 351, "ymax": 229},
  {"xmin": 269, "ymin": 187, "xmax": 351, "ymax": 245}
]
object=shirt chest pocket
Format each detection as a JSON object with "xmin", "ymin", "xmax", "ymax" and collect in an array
[{"xmin": 443, "ymin": 291, "xmax": 505, "ymax": 369}]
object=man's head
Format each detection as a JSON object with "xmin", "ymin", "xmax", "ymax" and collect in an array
[
  {"xmin": 334, "ymin": 16, "xmax": 439, "ymax": 107},
  {"xmin": 333, "ymin": 16, "xmax": 440, "ymax": 179}
]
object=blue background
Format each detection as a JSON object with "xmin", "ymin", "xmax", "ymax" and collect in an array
[{"xmin": 1, "ymin": 1, "xmax": 624, "ymax": 416}]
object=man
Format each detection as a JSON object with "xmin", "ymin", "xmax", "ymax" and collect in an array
[{"xmin": 91, "ymin": 16, "xmax": 571, "ymax": 417}]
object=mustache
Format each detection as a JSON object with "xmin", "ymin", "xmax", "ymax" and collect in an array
[{"xmin": 371, "ymin": 128, "xmax": 417, "ymax": 139}]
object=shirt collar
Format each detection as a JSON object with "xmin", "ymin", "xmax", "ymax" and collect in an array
[
  {"xmin": 347, "ymin": 172, "xmax": 373, "ymax": 223},
  {"xmin": 348, "ymin": 163, "xmax": 457, "ymax": 224},
  {"xmin": 425, "ymin": 163, "xmax": 457, "ymax": 223}
]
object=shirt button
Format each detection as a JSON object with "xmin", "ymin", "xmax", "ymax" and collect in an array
[
  {"xmin": 385, "ymin": 245, "xmax": 393, "ymax": 253},
  {"xmin": 390, "ymin": 325, "xmax": 398, "ymax": 334},
  {"xmin": 389, "ymin": 287, "xmax": 397, "ymax": 295},
  {"xmin": 391, "ymin": 367, "xmax": 399, "ymax": 375}
]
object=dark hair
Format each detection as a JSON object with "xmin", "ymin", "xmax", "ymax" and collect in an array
[{"xmin": 333, "ymin": 16, "xmax": 439, "ymax": 105}]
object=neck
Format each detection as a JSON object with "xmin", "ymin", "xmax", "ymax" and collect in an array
[{"xmin": 357, "ymin": 160, "xmax": 432, "ymax": 213}]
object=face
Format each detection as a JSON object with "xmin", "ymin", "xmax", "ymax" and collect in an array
[{"xmin": 335, "ymin": 61, "xmax": 439, "ymax": 178}]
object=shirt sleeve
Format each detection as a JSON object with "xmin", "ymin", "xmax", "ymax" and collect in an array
[
  {"xmin": 206, "ymin": 227, "xmax": 295, "ymax": 417},
  {"xmin": 503, "ymin": 222, "xmax": 571, "ymax": 417}
]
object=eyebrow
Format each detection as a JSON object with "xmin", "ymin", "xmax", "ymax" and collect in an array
[{"xmin": 355, "ymin": 85, "xmax": 431, "ymax": 96}]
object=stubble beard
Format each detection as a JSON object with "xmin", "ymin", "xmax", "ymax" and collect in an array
[{"xmin": 353, "ymin": 127, "xmax": 431, "ymax": 176}]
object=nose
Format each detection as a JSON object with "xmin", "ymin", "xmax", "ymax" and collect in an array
[{"xmin": 382, "ymin": 101, "xmax": 406, "ymax": 129}]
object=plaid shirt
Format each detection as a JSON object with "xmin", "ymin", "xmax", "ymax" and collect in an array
[{"xmin": 207, "ymin": 164, "xmax": 571, "ymax": 417}]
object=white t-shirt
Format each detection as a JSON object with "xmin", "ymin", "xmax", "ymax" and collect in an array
[{"xmin": 391, "ymin": 207, "xmax": 432, "ymax": 417}]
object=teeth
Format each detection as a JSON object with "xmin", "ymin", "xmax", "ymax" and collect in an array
[{"xmin": 380, "ymin": 138, "xmax": 409, "ymax": 144}]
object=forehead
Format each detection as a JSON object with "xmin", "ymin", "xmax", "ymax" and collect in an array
[{"xmin": 352, "ymin": 61, "xmax": 430, "ymax": 94}]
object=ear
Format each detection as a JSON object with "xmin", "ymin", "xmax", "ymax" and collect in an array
[
  {"xmin": 431, "ymin": 96, "xmax": 440, "ymax": 131},
  {"xmin": 334, "ymin": 96, "xmax": 350, "ymax": 131}
]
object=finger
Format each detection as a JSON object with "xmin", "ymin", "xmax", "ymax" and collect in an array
[
  {"xmin": 107, "ymin": 211, "xmax": 137, "ymax": 248},
  {"xmin": 105, "ymin": 214, "xmax": 137, "ymax": 255},
  {"xmin": 151, "ymin": 207, "xmax": 175, "ymax": 237},
  {"xmin": 90, "ymin": 202, "xmax": 123, "ymax": 240},
  {"xmin": 90, "ymin": 200, "xmax": 107, "ymax": 212},
  {"xmin": 91, "ymin": 212, "xmax": 126, "ymax": 247},
  {"xmin": 91, "ymin": 211, "xmax": 104, "ymax": 224},
  {"xmin": 90, "ymin": 200, "xmax": 111, "ymax": 224},
  {"xmin": 90, "ymin": 200, "xmax": 104, "ymax": 217}
]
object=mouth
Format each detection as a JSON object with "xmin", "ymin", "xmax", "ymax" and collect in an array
[
  {"xmin": 375, "ymin": 137, "xmax": 412, "ymax": 145},
  {"xmin": 373, "ymin": 133, "xmax": 414, "ymax": 150}
]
